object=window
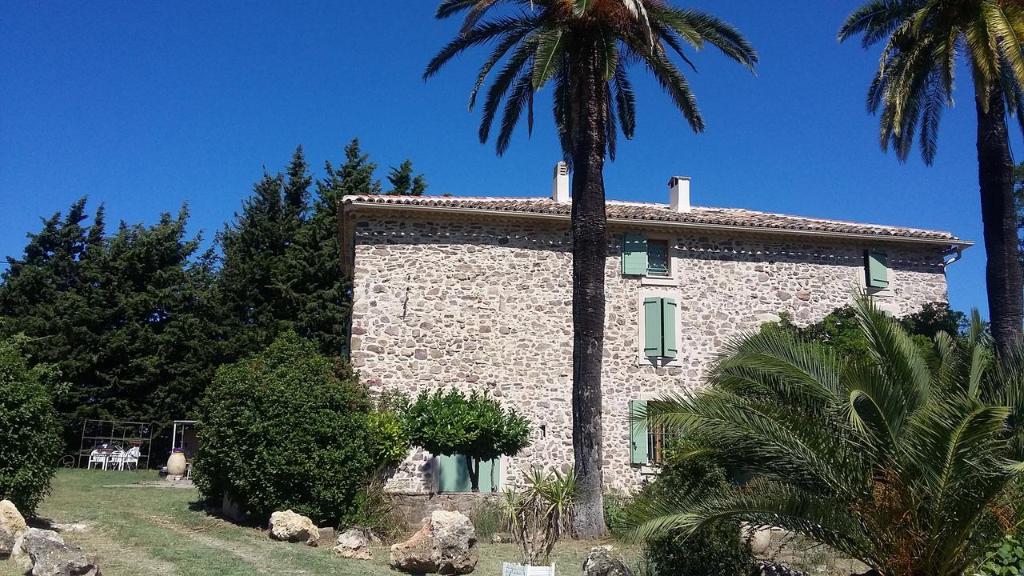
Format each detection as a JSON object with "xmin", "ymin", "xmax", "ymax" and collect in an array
[
  {"xmin": 865, "ymin": 250, "xmax": 889, "ymax": 289},
  {"xmin": 643, "ymin": 297, "xmax": 678, "ymax": 359},
  {"xmin": 647, "ymin": 240, "xmax": 670, "ymax": 277},
  {"xmin": 436, "ymin": 454, "xmax": 500, "ymax": 493},
  {"xmin": 629, "ymin": 400, "xmax": 677, "ymax": 466},
  {"xmin": 621, "ymin": 234, "xmax": 672, "ymax": 277}
]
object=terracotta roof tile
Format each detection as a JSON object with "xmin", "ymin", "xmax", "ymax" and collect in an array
[{"xmin": 342, "ymin": 195, "xmax": 967, "ymax": 245}]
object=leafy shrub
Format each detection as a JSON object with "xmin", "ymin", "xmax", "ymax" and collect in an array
[
  {"xmin": 603, "ymin": 490, "xmax": 632, "ymax": 537},
  {"xmin": 367, "ymin": 389, "xmax": 411, "ymax": 471},
  {"xmin": 407, "ymin": 389, "xmax": 530, "ymax": 492},
  {"xmin": 976, "ymin": 534, "xmax": 1024, "ymax": 576},
  {"xmin": 0, "ymin": 336, "xmax": 62, "ymax": 514},
  {"xmin": 193, "ymin": 332, "xmax": 396, "ymax": 526},
  {"xmin": 764, "ymin": 301, "xmax": 968, "ymax": 362},
  {"xmin": 630, "ymin": 453, "xmax": 752, "ymax": 576}
]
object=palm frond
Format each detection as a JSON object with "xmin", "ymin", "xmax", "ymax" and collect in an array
[
  {"xmin": 613, "ymin": 59, "xmax": 636, "ymax": 139},
  {"xmin": 468, "ymin": 19, "xmax": 540, "ymax": 110},
  {"xmin": 479, "ymin": 37, "xmax": 538, "ymax": 144},
  {"xmin": 628, "ymin": 43, "xmax": 703, "ymax": 133},
  {"xmin": 531, "ymin": 28, "xmax": 566, "ymax": 89},
  {"xmin": 650, "ymin": 6, "xmax": 758, "ymax": 70},
  {"xmin": 425, "ymin": 16, "xmax": 538, "ymax": 80},
  {"xmin": 839, "ymin": 0, "xmax": 922, "ymax": 48},
  {"xmin": 496, "ymin": 71, "xmax": 536, "ymax": 155}
]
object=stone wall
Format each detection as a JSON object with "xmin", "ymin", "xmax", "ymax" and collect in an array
[
  {"xmin": 347, "ymin": 214, "xmax": 949, "ymax": 494},
  {"xmin": 387, "ymin": 492, "xmax": 502, "ymax": 532}
]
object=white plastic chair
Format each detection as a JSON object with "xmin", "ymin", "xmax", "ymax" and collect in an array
[
  {"xmin": 87, "ymin": 450, "xmax": 108, "ymax": 470},
  {"xmin": 122, "ymin": 447, "xmax": 141, "ymax": 470},
  {"xmin": 108, "ymin": 450, "xmax": 126, "ymax": 470}
]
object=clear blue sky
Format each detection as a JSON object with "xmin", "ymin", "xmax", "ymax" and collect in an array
[{"xmin": 1, "ymin": 1, "xmax": 1014, "ymax": 316}]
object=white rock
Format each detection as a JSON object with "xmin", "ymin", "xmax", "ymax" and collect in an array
[
  {"xmin": 389, "ymin": 510, "xmax": 477, "ymax": 575},
  {"xmin": 334, "ymin": 528, "xmax": 373, "ymax": 560},
  {"xmin": 269, "ymin": 510, "xmax": 319, "ymax": 545},
  {"xmin": 0, "ymin": 499, "xmax": 27, "ymax": 557}
]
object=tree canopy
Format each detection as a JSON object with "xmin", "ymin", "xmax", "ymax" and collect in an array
[{"xmin": 0, "ymin": 138, "xmax": 424, "ymax": 453}]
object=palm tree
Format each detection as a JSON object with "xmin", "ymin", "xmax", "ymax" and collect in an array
[
  {"xmin": 631, "ymin": 297, "xmax": 1024, "ymax": 575},
  {"xmin": 424, "ymin": 0, "xmax": 756, "ymax": 537},
  {"xmin": 839, "ymin": 1, "xmax": 1024, "ymax": 353}
]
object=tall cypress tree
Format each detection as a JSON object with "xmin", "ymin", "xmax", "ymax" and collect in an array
[
  {"xmin": 386, "ymin": 159, "xmax": 427, "ymax": 196},
  {"xmin": 218, "ymin": 167, "xmax": 292, "ymax": 358},
  {"xmin": 292, "ymin": 139, "xmax": 382, "ymax": 355},
  {"xmin": 0, "ymin": 200, "xmax": 220, "ymax": 451}
]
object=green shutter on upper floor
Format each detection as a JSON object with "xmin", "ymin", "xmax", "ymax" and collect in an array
[
  {"xmin": 662, "ymin": 298, "xmax": 678, "ymax": 359},
  {"xmin": 629, "ymin": 399, "xmax": 649, "ymax": 465},
  {"xmin": 865, "ymin": 250, "xmax": 889, "ymax": 289},
  {"xmin": 643, "ymin": 297, "xmax": 662, "ymax": 357},
  {"xmin": 622, "ymin": 234, "xmax": 648, "ymax": 276}
]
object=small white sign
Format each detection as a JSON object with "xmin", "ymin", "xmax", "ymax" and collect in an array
[{"xmin": 501, "ymin": 562, "xmax": 555, "ymax": 576}]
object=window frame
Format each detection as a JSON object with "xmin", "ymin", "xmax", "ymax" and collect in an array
[
  {"xmin": 645, "ymin": 238, "xmax": 671, "ymax": 278},
  {"xmin": 621, "ymin": 233, "xmax": 678, "ymax": 284}
]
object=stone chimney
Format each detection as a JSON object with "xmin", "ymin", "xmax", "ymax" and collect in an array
[
  {"xmin": 668, "ymin": 176, "xmax": 691, "ymax": 213},
  {"xmin": 552, "ymin": 161, "xmax": 570, "ymax": 203}
]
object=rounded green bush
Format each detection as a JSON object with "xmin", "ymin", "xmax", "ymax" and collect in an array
[
  {"xmin": 0, "ymin": 337, "xmax": 62, "ymax": 515},
  {"xmin": 193, "ymin": 332, "xmax": 381, "ymax": 526}
]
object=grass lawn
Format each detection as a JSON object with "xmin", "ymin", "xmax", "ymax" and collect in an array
[{"xmin": 0, "ymin": 469, "xmax": 608, "ymax": 576}]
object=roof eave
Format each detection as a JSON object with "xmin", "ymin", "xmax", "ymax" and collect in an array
[{"xmin": 341, "ymin": 200, "xmax": 973, "ymax": 250}]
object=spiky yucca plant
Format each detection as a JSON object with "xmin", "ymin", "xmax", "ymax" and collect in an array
[
  {"xmin": 631, "ymin": 297, "xmax": 1024, "ymax": 576},
  {"xmin": 839, "ymin": 1, "xmax": 1024, "ymax": 351},
  {"xmin": 425, "ymin": 0, "xmax": 756, "ymax": 536}
]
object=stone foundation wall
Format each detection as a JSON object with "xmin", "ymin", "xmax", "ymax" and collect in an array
[{"xmin": 348, "ymin": 215, "xmax": 949, "ymax": 494}]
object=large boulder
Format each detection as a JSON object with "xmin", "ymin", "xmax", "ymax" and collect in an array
[
  {"xmin": 269, "ymin": 510, "xmax": 319, "ymax": 545},
  {"xmin": 0, "ymin": 499, "xmax": 27, "ymax": 557},
  {"xmin": 14, "ymin": 528, "xmax": 100, "ymax": 576},
  {"xmin": 582, "ymin": 546, "xmax": 632, "ymax": 576},
  {"xmin": 334, "ymin": 528, "xmax": 373, "ymax": 560},
  {"xmin": 390, "ymin": 510, "xmax": 478, "ymax": 575}
]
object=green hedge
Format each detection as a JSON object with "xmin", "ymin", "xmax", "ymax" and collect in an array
[
  {"xmin": 193, "ymin": 332, "xmax": 387, "ymax": 526},
  {"xmin": 0, "ymin": 336, "xmax": 62, "ymax": 515}
]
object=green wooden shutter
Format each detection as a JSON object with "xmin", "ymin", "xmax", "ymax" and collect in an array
[
  {"xmin": 478, "ymin": 458, "xmax": 500, "ymax": 493},
  {"xmin": 643, "ymin": 297, "xmax": 663, "ymax": 357},
  {"xmin": 438, "ymin": 455, "xmax": 500, "ymax": 493},
  {"xmin": 437, "ymin": 454, "xmax": 471, "ymax": 493},
  {"xmin": 662, "ymin": 298, "xmax": 678, "ymax": 359},
  {"xmin": 622, "ymin": 234, "xmax": 648, "ymax": 276},
  {"xmin": 630, "ymin": 400, "xmax": 649, "ymax": 465},
  {"xmin": 865, "ymin": 250, "xmax": 889, "ymax": 289}
]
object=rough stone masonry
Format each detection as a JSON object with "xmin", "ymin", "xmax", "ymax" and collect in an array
[{"xmin": 341, "ymin": 195, "xmax": 963, "ymax": 494}]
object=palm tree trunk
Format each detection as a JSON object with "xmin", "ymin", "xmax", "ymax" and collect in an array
[
  {"xmin": 569, "ymin": 37, "xmax": 609, "ymax": 539},
  {"xmin": 976, "ymin": 80, "xmax": 1024, "ymax": 353}
]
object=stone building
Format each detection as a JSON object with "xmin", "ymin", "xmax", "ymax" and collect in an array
[{"xmin": 339, "ymin": 166, "xmax": 970, "ymax": 496}]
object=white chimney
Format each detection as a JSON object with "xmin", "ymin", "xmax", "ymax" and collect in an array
[
  {"xmin": 668, "ymin": 176, "xmax": 691, "ymax": 213},
  {"xmin": 552, "ymin": 161, "xmax": 570, "ymax": 203}
]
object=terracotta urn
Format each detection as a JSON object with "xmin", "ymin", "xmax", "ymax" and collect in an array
[{"xmin": 167, "ymin": 451, "xmax": 187, "ymax": 476}]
